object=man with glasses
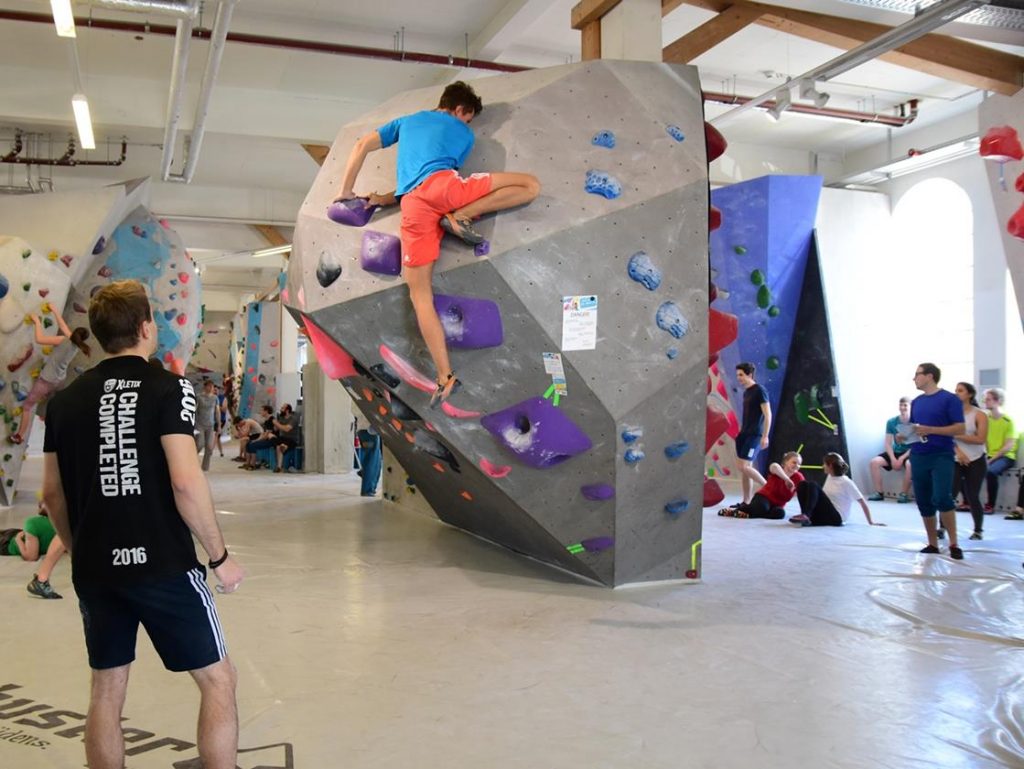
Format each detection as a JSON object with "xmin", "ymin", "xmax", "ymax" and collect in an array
[{"xmin": 908, "ymin": 362, "xmax": 966, "ymax": 559}]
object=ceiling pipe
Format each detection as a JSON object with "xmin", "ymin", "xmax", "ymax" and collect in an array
[
  {"xmin": 159, "ymin": 2, "xmax": 197, "ymax": 180},
  {"xmin": 711, "ymin": 0, "xmax": 986, "ymax": 125},
  {"xmin": 704, "ymin": 91, "xmax": 919, "ymax": 127},
  {"xmin": 89, "ymin": 0, "xmax": 197, "ymax": 18},
  {"xmin": 1, "ymin": 137, "xmax": 128, "ymax": 166},
  {"xmin": 167, "ymin": 0, "xmax": 237, "ymax": 183},
  {"xmin": 0, "ymin": 10, "xmax": 532, "ymax": 73},
  {"xmin": 1, "ymin": 130, "xmax": 23, "ymax": 162}
]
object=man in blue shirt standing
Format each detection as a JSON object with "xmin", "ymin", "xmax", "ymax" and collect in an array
[
  {"xmin": 336, "ymin": 81, "xmax": 540, "ymax": 406},
  {"xmin": 908, "ymin": 362, "xmax": 966, "ymax": 559}
]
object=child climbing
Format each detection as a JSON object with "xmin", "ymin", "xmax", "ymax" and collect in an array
[
  {"xmin": 9, "ymin": 306, "xmax": 90, "ymax": 445},
  {"xmin": 719, "ymin": 451, "xmax": 804, "ymax": 519},
  {"xmin": 333, "ymin": 80, "xmax": 541, "ymax": 406}
]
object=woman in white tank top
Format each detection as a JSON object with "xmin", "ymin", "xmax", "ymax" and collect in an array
[{"xmin": 953, "ymin": 382, "xmax": 988, "ymax": 540}]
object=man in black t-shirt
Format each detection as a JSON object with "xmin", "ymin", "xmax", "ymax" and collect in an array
[
  {"xmin": 734, "ymin": 362, "xmax": 773, "ymax": 504},
  {"xmin": 43, "ymin": 280, "xmax": 244, "ymax": 769}
]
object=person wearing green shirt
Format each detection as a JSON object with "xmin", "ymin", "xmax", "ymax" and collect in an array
[
  {"xmin": 983, "ymin": 388, "xmax": 1016, "ymax": 512},
  {"xmin": 0, "ymin": 502, "xmax": 67, "ymax": 598}
]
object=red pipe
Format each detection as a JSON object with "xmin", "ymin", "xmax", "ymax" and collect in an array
[{"xmin": 703, "ymin": 91, "xmax": 917, "ymax": 128}]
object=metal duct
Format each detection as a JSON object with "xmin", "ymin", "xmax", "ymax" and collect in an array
[
  {"xmin": 159, "ymin": 10, "xmax": 196, "ymax": 180},
  {"xmin": 168, "ymin": 0, "xmax": 237, "ymax": 183},
  {"xmin": 89, "ymin": 0, "xmax": 197, "ymax": 19},
  {"xmin": 0, "ymin": 137, "xmax": 128, "ymax": 167}
]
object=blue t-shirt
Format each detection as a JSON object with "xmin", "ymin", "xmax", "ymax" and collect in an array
[
  {"xmin": 909, "ymin": 389, "xmax": 963, "ymax": 455},
  {"xmin": 377, "ymin": 110, "xmax": 475, "ymax": 196}
]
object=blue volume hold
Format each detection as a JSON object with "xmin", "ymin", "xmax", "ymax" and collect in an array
[
  {"xmin": 624, "ymin": 448, "xmax": 646, "ymax": 465},
  {"xmin": 585, "ymin": 170, "xmax": 622, "ymax": 200},
  {"xmin": 666, "ymin": 125, "xmax": 685, "ymax": 142},
  {"xmin": 664, "ymin": 441, "xmax": 689, "ymax": 459},
  {"xmin": 656, "ymin": 301, "xmax": 689, "ymax": 339},
  {"xmin": 592, "ymin": 130, "xmax": 616, "ymax": 149},
  {"xmin": 621, "ymin": 427, "xmax": 643, "ymax": 444},
  {"xmin": 627, "ymin": 251, "xmax": 662, "ymax": 291},
  {"xmin": 665, "ymin": 499, "xmax": 690, "ymax": 517}
]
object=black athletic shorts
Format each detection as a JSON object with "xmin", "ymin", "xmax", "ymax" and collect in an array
[
  {"xmin": 76, "ymin": 567, "xmax": 227, "ymax": 672},
  {"xmin": 876, "ymin": 450, "xmax": 909, "ymax": 471}
]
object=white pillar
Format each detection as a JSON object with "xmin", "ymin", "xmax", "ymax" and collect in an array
[
  {"xmin": 601, "ymin": 0, "xmax": 662, "ymax": 61},
  {"xmin": 301, "ymin": 360, "xmax": 353, "ymax": 474}
]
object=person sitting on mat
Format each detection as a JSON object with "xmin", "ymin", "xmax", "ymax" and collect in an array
[
  {"xmin": 0, "ymin": 498, "xmax": 68, "ymax": 599},
  {"xmin": 719, "ymin": 451, "xmax": 804, "ymax": 519},
  {"xmin": 789, "ymin": 452, "xmax": 885, "ymax": 527},
  {"xmin": 334, "ymin": 80, "xmax": 540, "ymax": 406}
]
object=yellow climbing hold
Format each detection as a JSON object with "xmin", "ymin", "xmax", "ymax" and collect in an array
[
  {"xmin": 40, "ymin": 302, "xmax": 52, "ymax": 313},
  {"xmin": 47, "ymin": 250, "xmax": 59, "ymax": 261},
  {"xmin": 41, "ymin": 346, "xmax": 53, "ymax": 355}
]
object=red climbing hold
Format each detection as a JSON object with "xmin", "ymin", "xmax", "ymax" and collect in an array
[
  {"xmin": 703, "ymin": 476, "xmax": 725, "ymax": 507},
  {"xmin": 480, "ymin": 458, "xmax": 512, "ymax": 478},
  {"xmin": 1017, "ymin": 170, "xmax": 1024, "ymax": 193},
  {"xmin": 178, "ymin": 272, "xmax": 190, "ymax": 284},
  {"xmin": 301, "ymin": 314, "xmax": 358, "ymax": 379},
  {"xmin": 705, "ymin": 403, "xmax": 730, "ymax": 453},
  {"xmin": 980, "ymin": 125, "xmax": 1023, "ymax": 162},
  {"xmin": 38, "ymin": 289, "xmax": 49, "ymax": 298},
  {"xmin": 709, "ymin": 205, "xmax": 722, "ymax": 232},
  {"xmin": 176, "ymin": 314, "xmax": 187, "ymax": 326},
  {"xmin": 708, "ymin": 308, "xmax": 738, "ymax": 355},
  {"xmin": 705, "ymin": 122, "xmax": 727, "ymax": 163},
  {"xmin": 1008, "ymin": 202, "xmax": 1024, "ymax": 241}
]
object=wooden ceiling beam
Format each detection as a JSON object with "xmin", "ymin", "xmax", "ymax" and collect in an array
[
  {"xmin": 662, "ymin": 3, "xmax": 765, "ymax": 63},
  {"xmin": 302, "ymin": 143, "xmax": 331, "ymax": 167},
  {"xmin": 251, "ymin": 224, "xmax": 289, "ymax": 248},
  {"xmin": 663, "ymin": 0, "xmax": 1023, "ymax": 95},
  {"xmin": 571, "ymin": 0, "xmax": 624, "ymax": 30}
]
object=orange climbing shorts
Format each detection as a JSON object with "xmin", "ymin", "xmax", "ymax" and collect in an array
[{"xmin": 399, "ymin": 170, "xmax": 492, "ymax": 268}]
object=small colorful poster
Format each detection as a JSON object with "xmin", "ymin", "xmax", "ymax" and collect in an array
[
  {"xmin": 561, "ymin": 295, "xmax": 598, "ymax": 351},
  {"xmin": 542, "ymin": 352, "xmax": 568, "ymax": 396}
]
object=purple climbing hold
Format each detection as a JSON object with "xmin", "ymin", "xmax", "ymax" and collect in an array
[
  {"xmin": 327, "ymin": 197, "xmax": 379, "ymax": 227},
  {"xmin": 92, "ymin": 237, "xmax": 106, "ymax": 255},
  {"xmin": 360, "ymin": 230, "xmax": 402, "ymax": 276},
  {"xmin": 474, "ymin": 240, "xmax": 490, "ymax": 257},
  {"xmin": 580, "ymin": 536, "xmax": 614, "ymax": 553},
  {"xmin": 481, "ymin": 397, "xmax": 592, "ymax": 469},
  {"xmin": 581, "ymin": 483, "xmax": 615, "ymax": 501},
  {"xmin": 433, "ymin": 294, "xmax": 504, "ymax": 350}
]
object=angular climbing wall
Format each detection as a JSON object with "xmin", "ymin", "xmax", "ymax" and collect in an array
[
  {"xmin": 237, "ymin": 299, "xmax": 282, "ymax": 417},
  {"xmin": 289, "ymin": 61, "xmax": 710, "ymax": 586},
  {"xmin": 709, "ymin": 175, "xmax": 823, "ymax": 470},
  {"xmin": 0, "ymin": 182, "xmax": 201, "ymax": 505},
  {"xmin": 769, "ymin": 238, "xmax": 848, "ymax": 483}
]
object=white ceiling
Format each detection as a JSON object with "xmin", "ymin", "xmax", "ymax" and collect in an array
[{"xmin": 0, "ymin": 0, "xmax": 1021, "ymax": 304}]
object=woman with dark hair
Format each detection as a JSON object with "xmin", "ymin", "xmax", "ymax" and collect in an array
[
  {"xmin": 790, "ymin": 453, "xmax": 885, "ymax": 527},
  {"xmin": 952, "ymin": 382, "xmax": 988, "ymax": 539},
  {"xmin": 9, "ymin": 307, "xmax": 91, "ymax": 445}
]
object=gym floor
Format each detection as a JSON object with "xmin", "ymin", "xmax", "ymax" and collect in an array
[{"xmin": 2, "ymin": 447, "xmax": 1022, "ymax": 769}]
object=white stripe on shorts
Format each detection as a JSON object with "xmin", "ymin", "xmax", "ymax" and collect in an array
[{"xmin": 187, "ymin": 567, "xmax": 227, "ymax": 660}]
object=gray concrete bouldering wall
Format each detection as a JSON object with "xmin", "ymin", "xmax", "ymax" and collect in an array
[{"xmin": 288, "ymin": 61, "xmax": 709, "ymax": 586}]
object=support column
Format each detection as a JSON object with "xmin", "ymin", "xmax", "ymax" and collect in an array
[
  {"xmin": 601, "ymin": 0, "xmax": 662, "ymax": 61},
  {"xmin": 300, "ymin": 360, "xmax": 352, "ymax": 474}
]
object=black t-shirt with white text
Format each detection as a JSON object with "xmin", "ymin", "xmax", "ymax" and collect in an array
[{"xmin": 44, "ymin": 355, "xmax": 201, "ymax": 586}]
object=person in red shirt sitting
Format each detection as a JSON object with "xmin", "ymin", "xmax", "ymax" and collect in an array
[{"xmin": 719, "ymin": 452, "xmax": 804, "ymax": 519}]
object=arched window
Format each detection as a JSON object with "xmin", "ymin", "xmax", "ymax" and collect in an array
[{"xmin": 891, "ymin": 178, "xmax": 974, "ymax": 384}]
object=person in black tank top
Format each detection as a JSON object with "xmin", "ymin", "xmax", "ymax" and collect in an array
[{"xmin": 42, "ymin": 280, "xmax": 245, "ymax": 769}]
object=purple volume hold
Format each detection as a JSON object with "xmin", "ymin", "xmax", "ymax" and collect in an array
[
  {"xmin": 327, "ymin": 197, "xmax": 379, "ymax": 227},
  {"xmin": 433, "ymin": 294, "xmax": 504, "ymax": 349},
  {"xmin": 580, "ymin": 536, "xmax": 614, "ymax": 553},
  {"xmin": 360, "ymin": 230, "xmax": 402, "ymax": 275},
  {"xmin": 581, "ymin": 483, "xmax": 615, "ymax": 501},
  {"xmin": 480, "ymin": 397, "xmax": 592, "ymax": 469}
]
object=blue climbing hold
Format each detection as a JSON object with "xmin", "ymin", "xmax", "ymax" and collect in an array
[
  {"xmin": 666, "ymin": 125, "xmax": 685, "ymax": 142},
  {"xmin": 656, "ymin": 301, "xmax": 689, "ymax": 339},
  {"xmin": 164, "ymin": 309, "xmax": 177, "ymax": 321},
  {"xmin": 624, "ymin": 448, "xmax": 645, "ymax": 464},
  {"xmin": 664, "ymin": 499, "xmax": 689, "ymax": 517},
  {"xmin": 666, "ymin": 348, "xmax": 679, "ymax": 360},
  {"xmin": 591, "ymin": 130, "xmax": 616, "ymax": 149},
  {"xmin": 664, "ymin": 441, "xmax": 689, "ymax": 459},
  {"xmin": 585, "ymin": 170, "xmax": 622, "ymax": 200},
  {"xmin": 621, "ymin": 427, "xmax": 643, "ymax": 444},
  {"xmin": 627, "ymin": 251, "xmax": 662, "ymax": 291},
  {"xmin": 0, "ymin": 274, "xmax": 8, "ymax": 300}
]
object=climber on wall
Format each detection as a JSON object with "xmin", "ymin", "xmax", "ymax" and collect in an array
[
  {"xmin": 333, "ymin": 81, "xmax": 541, "ymax": 406},
  {"xmin": 9, "ymin": 306, "xmax": 91, "ymax": 445}
]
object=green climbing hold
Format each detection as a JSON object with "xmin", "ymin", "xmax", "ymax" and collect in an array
[
  {"xmin": 21, "ymin": 249, "xmax": 31, "ymax": 259},
  {"xmin": 767, "ymin": 355, "xmax": 780, "ymax": 370},
  {"xmin": 750, "ymin": 269, "xmax": 764, "ymax": 286},
  {"xmin": 794, "ymin": 391, "xmax": 810, "ymax": 424},
  {"xmin": 22, "ymin": 282, "xmax": 30, "ymax": 292},
  {"xmin": 2, "ymin": 454, "xmax": 10, "ymax": 461},
  {"xmin": 43, "ymin": 318, "xmax": 53, "ymax": 328},
  {"xmin": 734, "ymin": 245, "xmax": 747, "ymax": 255},
  {"xmin": 707, "ymin": 467, "xmax": 716, "ymax": 477},
  {"xmin": 768, "ymin": 305, "xmax": 780, "ymax": 318},
  {"xmin": 808, "ymin": 385, "xmax": 823, "ymax": 411},
  {"xmin": 756, "ymin": 284, "xmax": 771, "ymax": 309}
]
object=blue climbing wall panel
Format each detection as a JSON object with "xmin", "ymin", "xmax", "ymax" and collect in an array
[{"xmin": 710, "ymin": 175, "xmax": 822, "ymax": 468}]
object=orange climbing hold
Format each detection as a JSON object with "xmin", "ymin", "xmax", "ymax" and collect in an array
[
  {"xmin": 460, "ymin": 491, "xmax": 473, "ymax": 501},
  {"xmin": 432, "ymin": 462, "xmax": 445, "ymax": 473}
]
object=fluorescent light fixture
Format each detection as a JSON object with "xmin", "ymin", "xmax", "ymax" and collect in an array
[
  {"xmin": 251, "ymin": 244, "xmax": 292, "ymax": 258},
  {"xmin": 71, "ymin": 93, "xmax": 95, "ymax": 150},
  {"xmin": 50, "ymin": 0, "xmax": 76, "ymax": 37}
]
